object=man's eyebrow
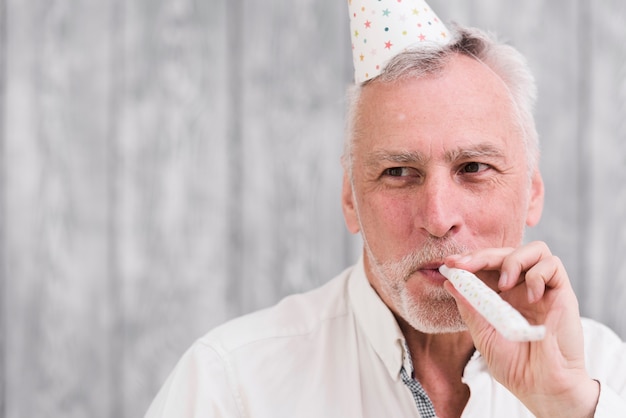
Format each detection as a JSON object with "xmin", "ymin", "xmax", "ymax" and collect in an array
[
  {"xmin": 363, "ymin": 150, "xmax": 429, "ymax": 168},
  {"xmin": 445, "ymin": 144, "xmax": 506, "ymax": 163}
]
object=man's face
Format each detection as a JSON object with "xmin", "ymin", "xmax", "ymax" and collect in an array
[{"xmin": 342, "ymin": 54, "xmax": 544, "ymax": 333}]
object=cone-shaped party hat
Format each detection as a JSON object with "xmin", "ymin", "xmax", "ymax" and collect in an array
[{"xmin": 348, "ymin": 0, "xmax": 451, "ymax": 83}]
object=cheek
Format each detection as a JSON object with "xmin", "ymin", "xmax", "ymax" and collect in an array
[
  {"xmin": 466, "ymin": 186, "xmax": 529, "ymax": 241},
  {"xmin": 465, "ymin": 206, "xmax": 503, "ymax": 237},
  {"xmin": 360, "ymin": 194, "xmax": 416, "ymax": 237}
]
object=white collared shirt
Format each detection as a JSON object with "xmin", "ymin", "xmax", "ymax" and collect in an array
[{"xmin": 146, "ymin": 259, "xmax": 626, "ymax": 417}]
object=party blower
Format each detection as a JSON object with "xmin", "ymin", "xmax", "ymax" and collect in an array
[{"xmin": 439, "ymin": 265, "xmax": 546, "ymax": 342}]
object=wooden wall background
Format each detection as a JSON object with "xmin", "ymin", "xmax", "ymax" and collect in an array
[{"xmin": 0, "ymin": 0, "xmax": 624, "ymax": 417}]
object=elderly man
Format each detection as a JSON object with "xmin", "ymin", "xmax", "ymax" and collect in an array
[{"xmin": 146, "ymin": 1, "xmax": 626, "ymax": 417}]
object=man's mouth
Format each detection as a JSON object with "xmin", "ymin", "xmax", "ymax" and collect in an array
[
  {"xmin": 406, "ymin": 261, "xmax": 447, "ymax": 282},
  {"xmin": 416, "ymin": 261, "xmax": 446, "ymax": 272}
]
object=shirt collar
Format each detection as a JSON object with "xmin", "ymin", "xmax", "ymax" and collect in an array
[{"xmin": 349, "ymin": 256, "xmax": 408, "ymax": 381}]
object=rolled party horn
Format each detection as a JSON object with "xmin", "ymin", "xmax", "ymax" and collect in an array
[{"xmin": 439, "ymin": 265, "xmax": 546, "ymax": 342}]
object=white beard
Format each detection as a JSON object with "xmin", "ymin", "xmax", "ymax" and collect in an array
[{"xmin": 365, "ymin": 237, "xmax": 471, "ymax": 334}]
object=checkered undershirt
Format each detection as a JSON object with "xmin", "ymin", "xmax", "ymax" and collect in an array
[{"xmin": 401, "ymin": 341, "xmax": 438, "ymax": 418}]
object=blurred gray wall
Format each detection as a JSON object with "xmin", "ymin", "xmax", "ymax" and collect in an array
[{"xmin": 0, "ymin": 0, "xmax": 625, "ymax": 417}]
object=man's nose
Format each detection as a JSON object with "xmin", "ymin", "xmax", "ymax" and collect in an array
[{"xmin": 415, "ymin": 174, "xmax": 462, "ymax": 238}]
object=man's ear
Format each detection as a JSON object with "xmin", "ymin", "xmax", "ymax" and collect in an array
[
  {"xmin": 526, "ymin": 170, "xmax": 545, "ymax": 227},
  {"xmin": 342, "ymin": 172, "xmax": 361, "ymax": 234}
]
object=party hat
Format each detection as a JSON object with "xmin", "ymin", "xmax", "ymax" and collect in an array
[{"xmin": 348, "ymin": 0, "xmax": 451, "ymax": 83}]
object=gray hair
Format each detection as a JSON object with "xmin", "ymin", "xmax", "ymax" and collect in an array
[{"xmin": 343, "ymin": 24, "xmax": 539, "ymax": 178}]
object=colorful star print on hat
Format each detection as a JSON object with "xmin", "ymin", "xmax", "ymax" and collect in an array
[{"xmin": 348, "ymin": 0, "xmax": 451, "ymax": 83}]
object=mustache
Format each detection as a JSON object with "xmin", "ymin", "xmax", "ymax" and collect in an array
[{"xmin": 380, "ymin": 237, "xmax": 470, "ymax": 281}]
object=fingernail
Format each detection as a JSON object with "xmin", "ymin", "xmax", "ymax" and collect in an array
[{"xmin": 498, "ymin": 272, "xmax": 509, "ymax": 289}]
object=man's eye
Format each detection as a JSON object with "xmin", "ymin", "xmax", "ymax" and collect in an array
[
  {"xmin": 460, "ymin": 162, "xmax": 489, "ymax": 174},
  {"xmin": 384, "ymin": 167, "xmax": 412, "ymax": 177}
]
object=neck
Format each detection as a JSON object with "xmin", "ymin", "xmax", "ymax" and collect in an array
[
  {"xmin": 396, "ymin": 315, "xmax": 475, "ymax": 418},
  {"xmin": 397, "ymin": 314, "xmax": 475, "ymax": 377}
]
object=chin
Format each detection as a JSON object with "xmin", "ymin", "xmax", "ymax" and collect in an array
[
  {"xmin": 407, "ymin": 315, "xmax": 469, "ymax": 334},
  {"xmin": 399, "ymin": 287, "xmax": 468, "ymax": 334}
]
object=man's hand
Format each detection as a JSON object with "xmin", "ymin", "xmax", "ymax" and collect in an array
[{"xmin": 443, "ymin": 241, "xmax": 599, "ymax": 418}]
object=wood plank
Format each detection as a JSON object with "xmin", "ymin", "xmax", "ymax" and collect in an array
[
  {"xmin": 117, "ymin": 0, "xmax": 233, "ymax": 415},
  {"xmin": 0, "ymin": 0, "xmax": 6, "ymax": 414},
  {"xmin": 3, "ymin": 0, "xmax": 114, "ymax": 417},
  {"xmin": 236, "ymin": 0, "xmax": 357, "ymax": 312},
  {"xmin": 586, "ymin": 0, "xmax": 626, "ymax": 338},
  {"xmin": 107, "ymin": 3, "xmax": 125, "ymax": 416}
]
